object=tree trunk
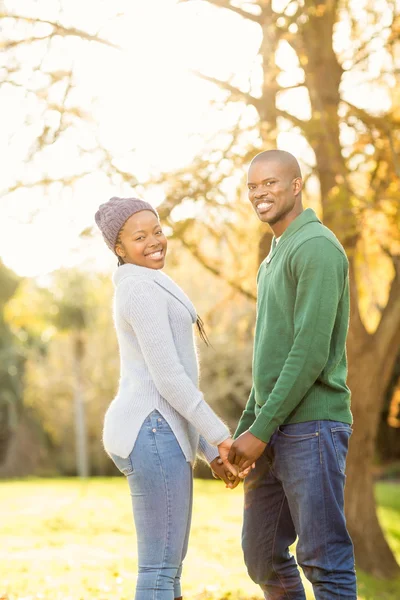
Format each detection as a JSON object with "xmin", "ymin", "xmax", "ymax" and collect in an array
[
  {"xmin": 346, "ymin": 342, "xmax": 400, "ymax": 578},
  {"xmin": 290, "ymin": 3, "xmax": 400, "ymax": 576},
  {"xmin": 73, "ymin": 334, "xmax": 89, "ymax": 478},
  {"xmin": 0, "ymin": 403, "xmax": 11, "ymax": 464}
]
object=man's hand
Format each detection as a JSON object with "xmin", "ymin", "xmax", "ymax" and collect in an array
[
  {"xmin": 210, "ymin": 457, "xmax": 241, "ymax": 489},
  {"xmin": 217, "ymin": 437, "xmax": 239, "ymax": 477},
  {"xmin": 228, "ymin": 431, "xmax": 267, "ymax": 474}
]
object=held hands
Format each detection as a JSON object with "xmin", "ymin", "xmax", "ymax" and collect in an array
[
  {"xmin": 213, "ymin": 435, "xmax": 255, "ymax": 489},
  {"xmin": 210, "ymin": 457, "xmax": 241, "ymax": 489},
  {"xmin": 217, "ymin": 437, "xmax": 239, "ymax": 478},
  {"xmin": 228, "ymin": 430, "xmax": 266, "ymax": 476}
]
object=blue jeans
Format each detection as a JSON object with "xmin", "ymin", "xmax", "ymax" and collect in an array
[
  {"xmin": 110, "ymin": 411, "xmax": 193, "ymax": 600},
  {"xmin": 242, "ymin": 420, "xmax": 357, "ymax": 600}
]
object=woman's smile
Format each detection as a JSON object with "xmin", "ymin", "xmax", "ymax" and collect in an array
[{"xmin": 146, "ymin": 249, "xmax": 164, "ymax": 261}]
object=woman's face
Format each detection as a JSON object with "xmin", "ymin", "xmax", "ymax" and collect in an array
[{"xmin": 115, "ymin": 210, "xmax": 167, "ymax": 269}]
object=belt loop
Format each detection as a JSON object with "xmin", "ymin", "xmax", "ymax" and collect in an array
[{"xmin": 318, "ymin": 421, "xmax": 323, "ymax": 465}]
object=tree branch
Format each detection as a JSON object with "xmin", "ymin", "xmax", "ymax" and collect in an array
[
  {"xmin": 0, "ymin": 14, "xmax": 119, "ymax": 49},
  {"xmin": 191, "ymin": 70, "xmax": 261, "ymax": 109},
  {"xmin": 178, "ymin": 236, "xmax": 256, "ymax": 301},
  {"xmin": 276, "ymin": 108, "xmax": 308, "ymax": 130},
  {"xmin": 343, "ymin": 100, "xmax": 398, "ymax": 130},
  {"xmin": 1, "ymin": 173, "xmax": 93, "ymax": 197},
  {"xmin": 178, "ymin": 0, "xmax": 262, "ymax": 23}
]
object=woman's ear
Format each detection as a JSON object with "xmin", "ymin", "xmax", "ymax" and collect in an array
[{"xmin": 115, "ymin": 244, "xmax": 125, "ymax": 259}]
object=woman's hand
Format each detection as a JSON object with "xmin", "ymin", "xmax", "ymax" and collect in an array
[
  {"xmin": 217, "ymin": 437, "xmax": 238, "ymax": 478},
  {"xmin": 210, "ymin": 457, "xmax": 241, "ymax": 489},
  {"xmin": 217, "ymin": 437, "xmax": 255, "ymax": 479}
]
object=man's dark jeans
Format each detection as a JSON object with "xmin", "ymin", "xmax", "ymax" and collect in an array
[{"xmin": 242, "ymin": 420, "xmax": 357, "ymax": 599}]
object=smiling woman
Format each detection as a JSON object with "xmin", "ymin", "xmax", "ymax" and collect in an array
[
  {"xmin": 93, "ymin": 195, "xmax": 239, "ymax": 600},
  {"xmin": 115, "ymin": 211, "xmax": 167, "ymax": 269}
]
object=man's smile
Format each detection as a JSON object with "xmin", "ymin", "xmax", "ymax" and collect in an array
[{"xmin": 255, "ymin": 200, "xmax": 274, "ymax": 214}]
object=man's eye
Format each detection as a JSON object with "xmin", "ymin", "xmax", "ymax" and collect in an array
[{"xmin": 156, "ymin": 230, "xmax": 163, "ymax": 235}]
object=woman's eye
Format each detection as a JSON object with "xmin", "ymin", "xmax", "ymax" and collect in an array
[{"xmin": 135, "ymin": 236, "xmax": 144, "ymax": 241}]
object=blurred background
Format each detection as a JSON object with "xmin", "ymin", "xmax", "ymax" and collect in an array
[{"xmin": 1, "ymin": 0, "xmax": 400, "ymax": 597}]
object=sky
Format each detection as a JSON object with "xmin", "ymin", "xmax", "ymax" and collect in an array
[{"xmin": 1, "ymin": 0, "xmax": 395, "ymax": 278}]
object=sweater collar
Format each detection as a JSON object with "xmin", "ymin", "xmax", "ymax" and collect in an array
[
  {"xmin": 266, "ymin": 208, "xmax": 320, "ymax": 264},
  {"xmin": 113, "ymin": 264, "xmax": 197, "ymax": 323}
]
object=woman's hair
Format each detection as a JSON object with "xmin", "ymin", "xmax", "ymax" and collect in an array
[
  {"xmin": 196, "ymin": 315, "xmax": 211, "ymax": 347},
  {"xmin": 115, "ymin": 226, "xmax": 125, "ymax": 266}
]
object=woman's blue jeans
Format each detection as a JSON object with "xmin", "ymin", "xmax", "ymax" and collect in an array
[
  {"xmin": 110, "ymin": 411, "xmax": 193, "ymax": 600},
  {"xmin": 242, "ymin": 420, "xmax": 357, "ymax": 600}
]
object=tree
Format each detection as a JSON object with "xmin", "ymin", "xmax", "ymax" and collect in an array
[
  {"xmin": 0, "ymin": 262, "xmax": 24, "ymax": 464},
  {"xmin": 151, "ymin": 0, "xmax": 400, "ymax": 577},
  {"xmin": 0, "ymin": 4, "xmax": 125, "ymax": 198},
  {"xmin": 52, "ymin": 274, "xmax": 90, "ymax": 478},
  {"xmin": 5, "ymin": 271, "xmax": 103, "ymax": 477}
]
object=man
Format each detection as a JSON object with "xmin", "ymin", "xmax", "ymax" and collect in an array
[{"xmin": 228, "ymin": 150, "xmax": 357, "ymax": 599}]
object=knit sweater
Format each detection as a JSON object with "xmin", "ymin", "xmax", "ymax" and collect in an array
[
  {"xmin": 103, "ymin": 263, "xmax": 230, "ymax": 465},
  {"xmin": 235, "ymin": 209, "xmax": 352, "ymax": 443}
]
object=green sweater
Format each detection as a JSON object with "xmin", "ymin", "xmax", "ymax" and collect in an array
[{"xmin": 235, "ymin": 208, "xmax": 352, "ymax": 443}]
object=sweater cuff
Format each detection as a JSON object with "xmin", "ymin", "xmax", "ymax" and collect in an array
[
  {"xmin": 211, "ymin": 424, "xmax": 230, "ymax": 447},
  {"xmin": 198, "ymin": 436, "xmax": 220, "ymax": 464},
  {"xmin": 249, "ymin": 418, "xmax": 275, "ymax": 444}
]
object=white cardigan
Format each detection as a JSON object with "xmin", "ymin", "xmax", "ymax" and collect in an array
[{"xmin": 103, "ymin": 263, "xmax": 230, "ymax": 465}]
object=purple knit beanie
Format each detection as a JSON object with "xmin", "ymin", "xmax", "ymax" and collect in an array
[{"xmin": 95, "ymin": 197, "xmax": 159, "ymax": 255}]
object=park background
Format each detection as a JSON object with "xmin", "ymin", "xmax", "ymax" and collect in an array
[{"xmin": 1, "ymin": 0, "xmax": 399, "ymax": 598}]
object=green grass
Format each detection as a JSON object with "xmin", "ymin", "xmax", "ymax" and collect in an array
[{"xmin": 0, "ymin": 479, "xmax": 399, "ymax": 599}]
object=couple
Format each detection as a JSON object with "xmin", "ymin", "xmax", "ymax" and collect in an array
[{"xmin": 95, "ymin": 150, "xmax": 357, "ymax": 600}]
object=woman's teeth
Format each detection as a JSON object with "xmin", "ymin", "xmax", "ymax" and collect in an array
[{"xmin": 148, "ymin": 250, "xmax": 163, "ymax": 259}]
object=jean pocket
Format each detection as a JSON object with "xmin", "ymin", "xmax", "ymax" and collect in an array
[
  {"xmin": 330, "ymin": 427, "xmax": 352, "ymax": 474},
  {"xmin": 109, "ymin": 452, "xmax": 134, "ymax": 476},
  {"xmin": 278, "ymin": 422, "xmax": 319, "ymax": 440}
]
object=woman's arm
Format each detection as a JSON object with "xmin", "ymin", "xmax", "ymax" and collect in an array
[
  {"xmin": 198, "ymin": 435, "xmax": 219, "ymax": 463},
  {"xmin": 121, "ymin": 278, "xmax": 230, "ymax": 446}
]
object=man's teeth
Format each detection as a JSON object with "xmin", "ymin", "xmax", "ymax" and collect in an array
[{"xmin": 257, "ymin": 202, "xmax": 273, "ymax": 210}]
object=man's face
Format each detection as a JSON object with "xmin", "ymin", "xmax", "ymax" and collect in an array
[{"xmin": 247, "ymin": 159, "xmax": 302, "ymax": 225}]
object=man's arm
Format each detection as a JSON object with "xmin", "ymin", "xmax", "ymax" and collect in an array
[
  {"xmin": 234, "ymin": 386, "xmax": 256, "ymax": 439},
  {"xmin": 230, "ymin": 237, "xmax": 348, "ymax": 469}
]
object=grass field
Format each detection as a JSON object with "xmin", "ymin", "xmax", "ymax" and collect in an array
[{"xmin": 0, "ymin": 478, "xmax": 399, "ymax": 600}]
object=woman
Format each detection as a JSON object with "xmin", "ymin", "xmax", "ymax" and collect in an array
[{"xmin": 95, "ymin": 197, "xmax": 239, "ymax": 600}]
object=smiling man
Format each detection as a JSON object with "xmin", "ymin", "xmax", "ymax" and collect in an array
[{"xmin": 229, "ymin": 150, "xmax": 357, "ymax": 599}]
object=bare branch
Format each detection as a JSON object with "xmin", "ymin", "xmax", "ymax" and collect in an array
[
  {"xmin": 179, "ymin": 236, "xmax": 257, "ymax": 302},
  {"xmin": 0, "ymin": 14, "xmax": 120, "ymax": 49},
  {"xmin": 276, "ymin": 108, "xmax": 308, "ymax": 129},
  {"xmin": 191, "ymin": 69, "xmax": 261, "ymax": 109},
  {"xmin": 278, "ymin": 82, "xmax": 306, "ymax": 92},
  {"xmin": 178, "ymin": 0, "xmax": 262, "ymax": 23},
  {"xmin": 343, "ymin": 100, "xmax": 398, "ymax": 130},
  {"xmin": 1, "ymin": 173, "xmax": 93, "ymax": 197}
]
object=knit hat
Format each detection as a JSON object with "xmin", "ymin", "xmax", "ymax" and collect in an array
[{"xmin": 95, "ymin": 197, "xmax": 159, "ymax": 254}]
